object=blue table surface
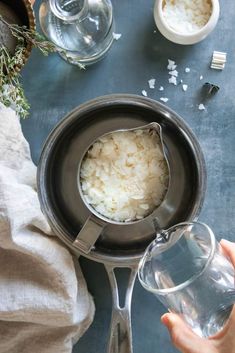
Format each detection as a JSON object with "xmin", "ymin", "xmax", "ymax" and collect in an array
[{"xmin": 21, "ymin": 1, "xmax": 235, "ymax": 352}]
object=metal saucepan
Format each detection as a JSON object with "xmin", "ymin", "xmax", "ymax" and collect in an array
[{"xmin": 37, "ymin": 94, "xmax": 207, "ymax": 353}]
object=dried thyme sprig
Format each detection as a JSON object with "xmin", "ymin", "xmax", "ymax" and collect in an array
[
  {"xmin": 0, "ymin": 15, "xmax": 85, "ymax": 118},
  {"xmin": 0, "ymin": 15, "xmax": 86, "ymax": 67},
  {"xmin": 0, "ymin": 14, "xmax": 56, "ymax": 56},
  {"xmin": 0, "ymin": 44, "xmax": 30, "ymax": 118}
]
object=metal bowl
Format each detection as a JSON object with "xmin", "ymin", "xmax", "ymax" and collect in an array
[
  {"xmin": 0, "ymin": 0, "xmax": 36, "ymax": 71},
  {"xmin": 37, "ymin": 94, "xmax": 207, "ymax": 265}
]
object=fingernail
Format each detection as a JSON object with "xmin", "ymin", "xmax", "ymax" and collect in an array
[
  {"xmin": 221, "ymin": 239, "xmax": 233, "ymax": 244},
  {"xmin": 161, "ymin": 314, "xmax": 169, "ymax": 326},
  {"xmin": 161, "ymin": 313, "xmax": 176, "ymax": 328}
]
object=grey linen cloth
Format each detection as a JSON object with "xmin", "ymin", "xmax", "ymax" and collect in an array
[{"xmin": 0, "ymin": 103, "xmax": 95, "ymax": 353}]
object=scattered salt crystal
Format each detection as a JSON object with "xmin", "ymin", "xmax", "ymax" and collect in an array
[
  {"xmin": 169, "ymin": 76, "xmax": 177, "ymax": 85},
  {"xmin": 185, "ymin": 68, "xmax": 191, "ymax": 73},
  {"xmin": 113, "ymin": 33, "xmax": 122, "ymax": 40},
  {"xmin": 160, "ymin": 97, "xmax": 169, "ymax": 103},
  {"xmin": 169, "ymin": 70, "xmax": 178, "ymax": 77},
  {"xmin": 180, "ymin": 79, "xmax": 183, "ymax": 83},
  {"xmin": 159, "ymin": 86, "xmax": 164, "ymax": 91},
  {"xmin": 148, "ymin": 79, "xmax": 156, "ymax": 89},
  {"xmin": 200, "ymin": 75, "xmax": 203, "ymax": 80},
  {"xmin": 167, "ymin": 59, "xmax": 177, "ymax": 70},
  {"xmin": 153, "ymin": 30, "xmax": 157, "ymax": 33},
  {"xmin": 182, "ymin": 84, "xmax": 188, "ymax": 92},
  {"xmin": 167, "ymin": 59, "xmax": 175, "ymax": 68},
  {"xmin": 142, "ymin": 90, "xmax": 148, "ymax": 97},
  {"xmin": 198, "ymin": 103, "xmax": 206, "ymax": 110}
]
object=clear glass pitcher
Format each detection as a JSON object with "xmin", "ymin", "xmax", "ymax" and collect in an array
[
  {"xmin": 138, "ymin": 222, "xmax": 235, "ymax": 337},
  {"xmin": 39, "ymin": 0, "xmax": 114, "ymax": 66}
]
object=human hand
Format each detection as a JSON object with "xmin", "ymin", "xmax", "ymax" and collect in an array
[
  {"xmin": 161, "ymin": 239, "xmax": 235, "ymax": 353},
  {"xmin": 30, "ymin": 0, "xmax": 35, "ymax": 4}
]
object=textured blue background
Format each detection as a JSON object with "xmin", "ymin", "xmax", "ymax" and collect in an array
[{"xmin": 21, "ymin": 1, "xmax": 235, "ymax": 352}]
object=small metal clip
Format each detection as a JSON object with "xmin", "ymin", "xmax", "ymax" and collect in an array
[{"xmin": 204, "ymin": 82, "xmax": 220, "ymax": 96}]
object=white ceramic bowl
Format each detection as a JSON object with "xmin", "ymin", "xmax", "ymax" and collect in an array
[{"xmin": 154, "ymin": 0, "xmax": 220, "ymax": 45}]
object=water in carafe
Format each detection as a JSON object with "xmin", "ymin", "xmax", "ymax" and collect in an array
[{"xmin": 39, "ymin": 0, "xmax": 114, "ymax": 65}]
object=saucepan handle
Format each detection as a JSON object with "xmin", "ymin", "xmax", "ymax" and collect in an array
[
  {"xmin": 104, "ymin": 264, "xmax": 138, "ymax": 353},
  {"xmin": 73, "ymin": 215, "xmax": 106, "ymax": 254}
]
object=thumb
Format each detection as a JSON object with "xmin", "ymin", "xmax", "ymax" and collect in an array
[
  {"xmin": 161, "ymin": 313, "xmax": 209, "ymax": 353},
  {"xmin": 220, "ymin": 239, "xmax": 235, "ymax": 267}
]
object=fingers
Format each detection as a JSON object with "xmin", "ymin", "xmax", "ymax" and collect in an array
[
  {"xmin": 219, "ymin": 240, "xmax": 235, "ymax": 328},
  {"xmin": 220, "ymin": 239, "xmax": 235, "ymax": 267},
  {"xmin": 211, "ymin": 305, "xmax": 235, "ymax": 341},
  {"xmin": 161, "ymin": 313, "xmax": 211, "ymax": 353}
]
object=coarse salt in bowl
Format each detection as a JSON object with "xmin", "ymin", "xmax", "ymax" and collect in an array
[{"xmin": 154, "ymin": 0, "xmax": 220, "ymax": 45}]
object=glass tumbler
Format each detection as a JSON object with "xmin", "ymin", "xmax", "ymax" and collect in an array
[{"xmin": 138, "ymin": 222, "xmax": 235, "ymax": 337}]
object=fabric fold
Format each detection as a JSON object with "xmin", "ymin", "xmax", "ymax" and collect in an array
[{"xmin": 0, "ymin": 103, "xmax": 94, "ymax": 353}]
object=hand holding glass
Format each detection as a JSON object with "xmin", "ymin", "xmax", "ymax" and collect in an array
[{"xmin": 138, "ymin": 222, "xmax": 235, "ymax": 337}]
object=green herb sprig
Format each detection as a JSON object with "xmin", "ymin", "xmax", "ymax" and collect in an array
[
  {"xmin": 0, "ymin": 15, "xmax": 85, "ymax": 118},
  {"xmin": 0, "ymin": 44, "xmax": 30, "ymax": 118}
]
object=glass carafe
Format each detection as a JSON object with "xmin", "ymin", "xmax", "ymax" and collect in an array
[
  {"xmin": 138, "ymin": 222, "xmax": 235, "ymax": 337},
  {"xmin": 39, "ymin": 0, "xmax": 114, "ymax": 66}
]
